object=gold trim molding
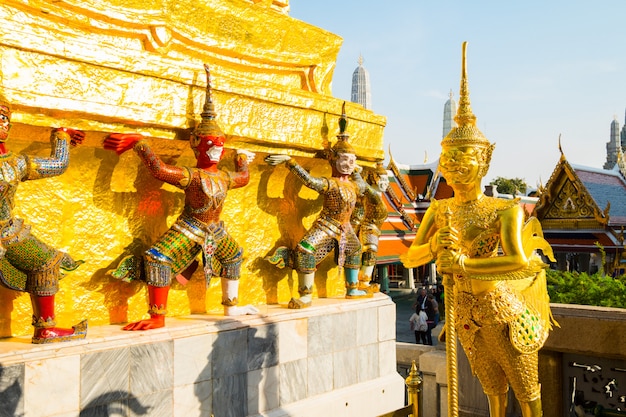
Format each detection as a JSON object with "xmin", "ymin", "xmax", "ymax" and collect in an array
[{"xmin": 0, "ymin": 0, "xmax": 385, "ymax": 160}]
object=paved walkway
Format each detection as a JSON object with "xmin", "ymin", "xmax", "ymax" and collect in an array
[{"xmin": 390, "ymin": 289, "xmax": 444, "ymax": 345}]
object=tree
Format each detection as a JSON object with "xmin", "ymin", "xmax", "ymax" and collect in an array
[{"xmin": 490, "ymin": 177, "xmax": 528, "ymax": 195}]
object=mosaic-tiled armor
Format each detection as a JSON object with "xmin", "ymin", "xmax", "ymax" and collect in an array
[
  {"xmin": 104, "ymin": 64, "xmax": 258, "ymax": 331},
  {"xmin": 400, "ymin": 43, "xmax": 555, "ymax": 417},
  {"xmin": 0, "ymin": 97, "xmax": 87, "ymax": 343},
  {"xmin": 351, "ymin": 162, "xmax": 389, "ymax": 292},
  {"xmin": 265, "ymin": 103, "xmax": 369, "ymax": 308}
]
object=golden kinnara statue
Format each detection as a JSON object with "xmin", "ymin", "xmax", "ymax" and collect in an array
[{"xmin": 401, "ymin": 42, "xmax": 557, "ymax": 417}]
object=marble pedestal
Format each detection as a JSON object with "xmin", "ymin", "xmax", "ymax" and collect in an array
[{"xmin": 0, "ymin": 293, "xmax": 404, "ymax": 417}]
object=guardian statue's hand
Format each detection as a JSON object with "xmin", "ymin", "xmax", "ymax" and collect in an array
[
  {"xmin": 237, "ymin": 149, "xmax": 256, "ymax": 163},
  {"xmin": 265, "ymin": 154, "xmax": 291, "ymax": 166},
  {"xmin": 104, "ymin": 133, "xmax": 143, "ymax": 155},
  {"xmin": 54, "ymin": 127, "xmax": 85, "ymax": 147}
]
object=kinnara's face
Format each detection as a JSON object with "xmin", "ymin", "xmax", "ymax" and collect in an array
[
  {"xmin": 334, "ymin": 152, "xmax": 357, "ymax": 175},
  {"xmin": 194, "ymin": 134, "xmax": 225, "ymax": 167},
  {"xmin": 439, "ymin": 145, "xmax": 482, "ymax": 185},
  {"xmin": 0, "ymin": 105, "xmax": 11, "ymax": 143}
]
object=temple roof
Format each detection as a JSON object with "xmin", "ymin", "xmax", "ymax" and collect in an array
[
  {"xmin": 572, "ymin": 164, "xmax": 626, "ymax": 225},
  {"xmin": 376, "ymin": 156, "xmax": 453, "ymax": 264},
  {"xmin": 533, "ymin": 154, "xmax": 626, "ymax": 251}
]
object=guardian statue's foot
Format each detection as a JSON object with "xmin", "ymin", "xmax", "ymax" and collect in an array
[
  {"xmin": 123, "ymin": 284, "xmax": 168, "ymax": 331},
  {"xmin": 122, "ymin": 316, "xmax": 165, "ymax": 331},
  {"xmin": 346, "ymin": 288, "xmax": 372, "ymax": 299},
  {"xmin": 32, "ymin": 320, "xmax": 88, "ymax": 344},
  {"xmin": 358, "ymin": 281, "xmax": 380, "ymax": 294},
  {"xmin": 30, "ymin": 294, "xmax": 87, "ymax": 343},
  {"xmin": 287, "ymin": 297, "xmax": 312, "ymax": 309},
  {"xmin": 345, "ymin": 269, "xmax": 373, "ymax": 299}
]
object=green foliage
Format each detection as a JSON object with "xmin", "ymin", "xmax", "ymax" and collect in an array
[
  {"xmin": 490, "ymin": 177, "xmax": 528, "ymax": 195},
  {"xmin": 547, "ymin": 269, "xmax": 626, "ymax": 308}
]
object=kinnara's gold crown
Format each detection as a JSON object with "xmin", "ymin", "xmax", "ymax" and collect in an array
[{"xmin": 441, "ymin": 42, "xmax": 492, "ymax": 149}]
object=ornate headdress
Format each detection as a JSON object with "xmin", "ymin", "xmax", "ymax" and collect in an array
[
  {"xmin": 190, "ymin": 64, "xmax": 225, "ymax": 150},
  {"xmin": 441, "ymin": 42, "xmax": 494, "ymax": 157},
  {"xmin": 330, "ymin": 102, "xmax": 356, "ymax": 158}
]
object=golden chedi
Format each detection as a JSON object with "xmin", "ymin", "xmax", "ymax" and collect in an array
[{"xmin": 0, "ymin": 0, "xmax": 385, "ymax": 337}]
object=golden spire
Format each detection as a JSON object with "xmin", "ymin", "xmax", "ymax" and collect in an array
[
  {"xmin": 455, "ymin": 42, "xmax": 476, "ymax": 128},
  {"xmin": 190, "ymin": 64, "xmax": 224, "ymax": 149},
  {"xmin": 441, "ymin": 42, "xmax": 492, "ymax": 149},
  {"xmin": 331, "ymin": 101, "xmax": 356, "ymax": 155}
]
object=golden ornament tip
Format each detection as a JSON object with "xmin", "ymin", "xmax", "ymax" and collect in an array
[
  {"xmin": 455, "ymin": 41, "xmax": 476, "ymax": 128},
  {"xmin": 441, "ymin": 41, "xmax": 492, "ymax": 150},
  {"xmin": 338, "ymin": 101, "xmax": 348, "ymax": 136},
  {"xmin": 202, "ymin": 64, "xmax": 216, "ymax": 119}
]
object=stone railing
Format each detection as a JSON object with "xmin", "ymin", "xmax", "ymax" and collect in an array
[{"xmin": 397, "ymin": 304, "xmax": 626, "ymax": 417}]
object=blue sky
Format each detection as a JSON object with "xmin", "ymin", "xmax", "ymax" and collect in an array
[{"xmin": 289, "ymin": 1, "xmax": 626, "ymax": 188}]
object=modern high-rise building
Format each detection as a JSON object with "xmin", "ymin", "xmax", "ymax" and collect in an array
[
  {"xmin": 442, "ymin": 90, "xmax": 457, "ymax": 138},
  {"xmin": 351, "ymin": 55, "xmax": 371, "ymax": 110}
]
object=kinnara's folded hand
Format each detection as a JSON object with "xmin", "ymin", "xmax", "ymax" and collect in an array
[
  {"xmin": 103, "ymin": 133, "xmax": 143, "ymax": 155},
  {"xmin": 436, "ymin": 249, "xmax": 455, "ymax": 274},
  {"xmin": 436, "ymin": 249, "xmax": 467, "ymax": 275},
  {"xmin": 430, "ymin": 225, "xmax": 459, "ymax": 255}
]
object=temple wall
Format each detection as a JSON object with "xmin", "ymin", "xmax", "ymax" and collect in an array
[
  {"xmin": 0, "ymin": 0, "xmax": 387, "ymax": 338},
  {"xmin": 0, "ymin": 295, "xmax": 405, "ymax": 417}
]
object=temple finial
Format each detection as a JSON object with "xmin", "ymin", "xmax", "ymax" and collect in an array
[
  {"xmin": 455, "ymin": 41, "xmax": 477, "ymax": 128},
  {"xmin": 338, "ymin": 101, "xmax": 348, "ymax": 136},
  {"xmin": 202, "ymin": 64, "xmax": 217, "ymax": 120}
]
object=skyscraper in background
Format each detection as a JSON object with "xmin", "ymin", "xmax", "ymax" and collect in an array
[
  {"xmin": 604, "ymin": 115, "xmax": 622, "ymax": 169},
  {"xmin": 351, "ymin": 55, "xmax": 371, "ymax": 110},
  {"xmin": 443, "ymin": 90, "xmax": 457, "ymax": 138}
]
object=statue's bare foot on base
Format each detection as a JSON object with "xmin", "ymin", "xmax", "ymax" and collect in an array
[
  {"xmin": 122, "ymin": 316, "xmax": 164, "ymax": 331},
  {"xmin": 288, "ymin": 297, "xmax": 312, "ymax": 309}
]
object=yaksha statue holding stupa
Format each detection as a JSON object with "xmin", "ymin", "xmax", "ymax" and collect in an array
[
  {"xmin": 401, "ymin": 42, "xmax": 557, "ymax": 417},
  {"xmin": 103, "ymin": 64, "xmax": 258, "ymax": 331},
  {"xmin": 0, "ymin": 95, "xmax": 87, "ymax": 343},
  {"xmin": 265, "ymin": 103, "xmax": 372, "ymax": 308},
  {"xmin": 350, "ymin": 161, "xmax": 389, "ymax": 293}
]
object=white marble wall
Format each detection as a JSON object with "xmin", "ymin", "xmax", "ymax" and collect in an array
[{"xmin": 0, "ymin": 294, "xmax": 404, "ymax": 417}]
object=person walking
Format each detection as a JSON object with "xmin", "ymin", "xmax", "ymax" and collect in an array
[
  {"xmin": 412, "ymin": 287, "xmax": 427, "ymax": 314},
  {"xmin": 409, "ymin": 310, "xmax": 429, "ymax": 344}
]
